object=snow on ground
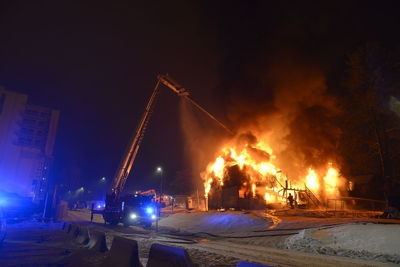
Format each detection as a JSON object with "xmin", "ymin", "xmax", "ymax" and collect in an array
[
  {"xmin": 285, "ymin": 223, "xmax": 400, "ymax": 264},
  {"xmin": 67, "ymin": 209, "xmax": 400, "ymax": 265},
  {"xmin": 158, "ymin": 211, "xmax": 272, "ymax": 234}
]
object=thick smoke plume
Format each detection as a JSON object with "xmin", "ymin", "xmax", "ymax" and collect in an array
[
  {"xmin": 179, "ymin": 98, "xmax": 229, "ymax": 191},
  {"xmin": 180, "ymin": 60, "xmax": 342, "ymax": 190},
  {"xmin": 228, "ymin": 63, "xmax": 341, "ymax": 182}
]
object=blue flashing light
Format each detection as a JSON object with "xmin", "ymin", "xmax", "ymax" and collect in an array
[
  {"xmin": 146, "ymin": 207, "xmax": 154, "ymax": 214},
  {"xmin": 0, "ymin": 198, "xmax": 6, "ymax": 206},
  {"xmin": 95, "ymin": 201, "xmax": 105, "ymax": 209}
]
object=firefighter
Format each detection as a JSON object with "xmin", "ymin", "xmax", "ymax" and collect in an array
[{"xmin": 288, "ymin": 193, "xmax": 294, "ymax": 209}]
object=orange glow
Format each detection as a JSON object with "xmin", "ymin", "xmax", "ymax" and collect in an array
[
  {"xmin": 211, "ymin": 156, "xmax": 225, "ymax": 186},
  {"xmin": 204, "ymin": 178, "xmax": 213, "ymax": 198},
  {"xmin": 251, "ymin": 183, "xmax": 256, "ymax": 198},
  {"xmin": 323, "ymin": 167, "xmax": 339, "ymax": 196},
  {"xmin": 264, "ymin": 192, "xmax": 272, "ymax": 202},
  {"xmin": 306, "ymin": 168, "xmax": 319, "ymax": 191}
]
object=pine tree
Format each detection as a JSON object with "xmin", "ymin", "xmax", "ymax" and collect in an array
[{"xmin": 340, "ymin": 43, "xmax": 400, "ymax": 206}]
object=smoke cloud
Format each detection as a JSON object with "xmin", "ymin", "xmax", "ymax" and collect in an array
[
  {"xmin": 269, "ymin": 64, "xmax": 341, "ymax": 180},
  {"xmin": 179, "ymin": 98, "xmax": 229, "ymax": 191},
  {"xmin": 180, "ymin": 58, "xmax": 343, "ymax": 191}
]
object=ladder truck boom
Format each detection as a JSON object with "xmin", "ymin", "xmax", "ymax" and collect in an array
[
  {"xmin": 103, "ymin": 74, "xmax": 232, "ymax": 226},
  {"xmin": 111, "ymin": 79, "xmax": 162, "ymax": 198},
  {"xmin": 111, "ymin": 74, "xmax": 190, "ymax": 198}
]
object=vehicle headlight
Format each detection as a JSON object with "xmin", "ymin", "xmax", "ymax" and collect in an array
[
  {"xmin": 146, "ymin": 207, "xmax": 154, "ymax": 214},
  {"xmin": 151, "ymin": 214, "xmax": 156, "ymax": 220},
  {"xmin": 130, "ymin": 213, "xmax": 137, "ymax": 219}
]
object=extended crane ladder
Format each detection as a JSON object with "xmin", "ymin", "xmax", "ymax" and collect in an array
[
  {"xmin": 112, "ymin": 80, "xmax": 161, "ymax": 196},
  {"xmin": 111, "ymin": 74, "xmax": 233, "ymax": 198},
  {"xmin": 304, "ymin": 185, "xmax": 322, "ymax": 207}
]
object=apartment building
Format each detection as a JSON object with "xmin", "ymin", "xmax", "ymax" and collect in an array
[{"xmin": 0, "ymin": 88, "xmax": 59, "ymax": 201}]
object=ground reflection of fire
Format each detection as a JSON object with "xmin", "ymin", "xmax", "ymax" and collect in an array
[{"xmin": 201, "ymin": 132, "xmax": 345, "ymax": 207}]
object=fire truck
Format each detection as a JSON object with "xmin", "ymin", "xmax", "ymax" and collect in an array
[{"xmin": 102, "ymin": 74, "xmax": 231, "ymax": 226}]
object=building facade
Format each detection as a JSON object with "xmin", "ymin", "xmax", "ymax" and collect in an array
[{"xmin": 0, "ymin": 88, "xmax": 59, "ymax": 201}]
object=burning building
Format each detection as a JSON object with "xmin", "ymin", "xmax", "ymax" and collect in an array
[
  {"xmin": 192, "ymin": 67, "xmax": 350, "ymax": 210},
  {"xmin": 202, "ymin": 131, "xmax": 346, "ymax": 210}
]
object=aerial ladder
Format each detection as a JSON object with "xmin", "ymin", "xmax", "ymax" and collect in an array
[{"xmin": 103, "ymin": 74, "xmax": 232, "ymax": 225}]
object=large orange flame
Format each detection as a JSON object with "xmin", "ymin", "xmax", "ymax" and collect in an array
[{"xmin": 201, "ymin": 132, "xmax": 345, "ymax": 206}]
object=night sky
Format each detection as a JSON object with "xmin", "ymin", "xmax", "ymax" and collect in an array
[{"xmin": 1, "ymin": 1, "xmax": 400, "ymax": 195}]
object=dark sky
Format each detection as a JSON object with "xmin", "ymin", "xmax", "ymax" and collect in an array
[{"xmin": 1, "ymin": 1, "xmax": 400, "ymax": 194}]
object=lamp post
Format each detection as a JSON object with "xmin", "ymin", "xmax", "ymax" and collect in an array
[
  {"xmin": 156, "ymin": 166, "xmax": 163, "ymax": 195},
  {"xmin": 155, "ymin": 166, "xmax": 163, "ymax": 232}
]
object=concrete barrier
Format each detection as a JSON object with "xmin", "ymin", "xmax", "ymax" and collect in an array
[
  {"xmin": 56, "ymin": 201, "xmax": 68, "ymax": 221},
  {"xmin": 101, "ymin": 236, "xmax": 142, "ymax": 267},
  {"xmin": 146, "ymin": 243, "xmax": 195, "ymax": 267},
  {"xmin": 68, "ymin": 224, "xmax": 80, "ymax": 237},
  {"xmin": 76, "ymin": 227, "xmax": 90, "ymax": 245},
  {"xmin": 236, "ymin": 261, "xmax": 272, "ymax": 267},
  {"xmin": 63, "ymin": 223, "xmax": 71, "ymax": 233},
  {"xmin": 86, "ymin": 230, "xmax": 108, "ymax": 252}
]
